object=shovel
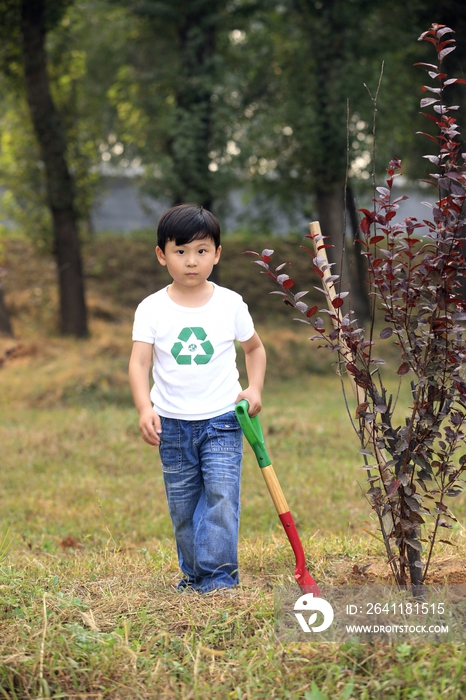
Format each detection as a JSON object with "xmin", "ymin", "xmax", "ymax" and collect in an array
[{"xmin": 235, "ymin": 400, "xmax": 320, "ymax": 595}]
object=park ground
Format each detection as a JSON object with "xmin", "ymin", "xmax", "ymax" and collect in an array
[{"xmin": 1, "ymin": 234, "xmax": 466, "ymax": 699}]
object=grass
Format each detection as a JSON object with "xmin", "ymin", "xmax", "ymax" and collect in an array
[
  {"xmin": 1, "ymin": 234, "xmax": 466, "ymax": 698},
  {"xmin": 2, "ymin": 542, "xmax": 466, "ymax": 699}
]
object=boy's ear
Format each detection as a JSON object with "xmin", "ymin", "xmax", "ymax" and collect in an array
[
  {"xmin": 214, "ymin": 245, "xmax": 222, "ymax": 265},
  {"xmin": 155, "ymin": 246, "xmax": 167, "ymax": 266}
]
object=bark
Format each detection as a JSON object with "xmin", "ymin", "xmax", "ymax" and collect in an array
[
  {"xmin": 20, "ymin": 0, "xmax": 88, "ymax": 337},
  {"xmin": 172, "ymin": 6, "xmax": 217, "ymax": 210},
  {"xmin": 346, "ymin": 186, "xmax": 370, "ymax": 323},
  {"xmin": 0, "ymin": 285, "xmax": 13, "ymax": 337},
  {"xmin": 316, "ymin": 186, "xmax": 347, "ymax": 287},
  {"xmin": 407, "ymin": 538, "xmax": 425, "ymax": 597},
  {"xmin": 171, "ymin": 4, "xmax": 222, "ymax": 283}
]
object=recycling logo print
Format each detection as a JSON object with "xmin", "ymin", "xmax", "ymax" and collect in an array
[{"xmin": 171, "ymin": 327, "xmax": 214, "ymax": 365}]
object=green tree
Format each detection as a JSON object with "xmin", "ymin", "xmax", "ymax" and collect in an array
[
  {"xmin": 0, "ymin": 0, "xmax": 88, "ymax": 336},
  {"xmin": 229, "ymin": 1, "xmax": 466, "ymax": 316},
  {"xmin": 109, "ymin": 0, "xmax": 259, "ymax": 214}
]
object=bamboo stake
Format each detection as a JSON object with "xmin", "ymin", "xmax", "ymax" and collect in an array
[{"xmin": 309, "ymin": 221, "xmax": 397, "ymax": 555}]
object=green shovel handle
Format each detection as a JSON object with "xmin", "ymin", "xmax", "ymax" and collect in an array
[{"xmin": 235, "ymin": 400, "xmax": 272, "ymax": 468}]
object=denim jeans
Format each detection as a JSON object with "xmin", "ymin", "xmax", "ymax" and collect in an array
[{"xmin": 159, "ymin": 410, "xmax": 242, "ymax": 593}]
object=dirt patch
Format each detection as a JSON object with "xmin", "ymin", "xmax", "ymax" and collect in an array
[
  {"xmin": 329, "ymin": 556, "xmax": 466, "ymax": 586},
  {"xmin": 0, "ymin": 340, "xmax": 41, "ymax": 367},
  {"xmin": 425, "ymin": 556, "xmax": 466, "ymax": 584}
]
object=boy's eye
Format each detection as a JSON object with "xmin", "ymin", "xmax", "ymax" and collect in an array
[{"xmin": 198, "ymin": 249, "xmax": 206, "ymax": 254}]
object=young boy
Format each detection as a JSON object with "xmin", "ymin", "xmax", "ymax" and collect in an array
[{"xmin": 129, "ymin": 203, "xmax": 266, "ymax": 593}]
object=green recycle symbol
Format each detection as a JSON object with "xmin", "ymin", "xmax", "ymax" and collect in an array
[{"xmin": 171, "ymin": 327, "xmax": 214, "ymax": 365}]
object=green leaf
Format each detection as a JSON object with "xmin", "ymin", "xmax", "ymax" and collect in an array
[{"xmin": 305, "ymin": 683, "xmax": 329, "ymax": 700}]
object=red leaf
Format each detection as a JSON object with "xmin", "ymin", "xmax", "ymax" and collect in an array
[
  {"xmin": 306, "ymin": 305, "xmax": 318, "ymax": 318},
  {"xmin": 283, "ymin": 278, "xmax": 295, "ymax": 290},
  {"xmin": 380, "ymin": 327, "xmax": 393, "ymax": 339},
  {"xmin": 346, "ymin": 363, "xmax": 357, "ymax": 374},
  {"xmin": 420, "ymin": 37, "xmax": 437, "ymax": 46},
  {"xmin": 420, "ymin": 97, "xmax": 439, "ymax": 108},
  {"xmin": 418, "ymin": 30, "xmax": 436, "ymax": 41},
  {"xmin": 360, "ymin": 218, "xmax": 371, "ymax": 235},
  {"xmin": 437, "ymin": 39, "xmax": 455, "ymax": 52},
  {"xmin": 386, "ymin": 479, "xmax": 401, "ymax": 498},
  {"xmin": 413, "ymin": 62, "xmax": 438, "ymax": 69},
  {"xmin": 436, "ymin": 26, "xmax": 453, "ymax": 38},
  {"xmin": 332, "ymin": 297, "xmax": 344, "ymax": 308},
  {"xmin": 397, "ymin": 362, "xmax": 410, "ymax": 375},
  {"xmin": 369, "ymin": 235, "xmax": 385, "ymax": 244},
  {"xmin": 439, "ymin": 45, "xmax": 456, "ymax": 62},
  {"xmin": 376, "ymin": 187, "xmax": 391, "ymax": 197},
  {"xmin": 444, "ymin": 77, "xmax": 466, "ymax": 85},
  {"xmin": 416, "ymin": 131, "xmax": 440, "ymax": 145},
  {"xmin": 421, "ymin": 113, "xmax": 441, "ymax": 125}
]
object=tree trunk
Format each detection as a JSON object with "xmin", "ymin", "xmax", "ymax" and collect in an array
[
  {"xmin": 315, "ymin": 185, "xmax": 352, "ymax": 325},
  {"xmin": 0, "ymin": 285, "xmax": 13, "ymax": 337},
  {"xmin": 407, "ymin": 536, "xmax": 425, "ymax": 598},
  {"xmin": 171, "ymin": 4, "xmax": 222, "ymax": 284},
  {"xmin": 346, "ymin": 186, "xmax": 370, "ymax": 324},
  {"xmin": 20, "ymin": 0, "xmax": 88, "ymax": 338}
]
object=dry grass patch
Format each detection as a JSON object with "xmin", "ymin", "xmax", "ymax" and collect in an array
[{"xmin": 2, "ymin": 539, "xmax": 466, "ymax": 699}]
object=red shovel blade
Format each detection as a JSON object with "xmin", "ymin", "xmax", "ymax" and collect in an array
[
  {"xmin": 296, "ymin": 567, "xmax": 321, "ymax": 596},
  {"xmin": 279, "ymin": 511, "xmax": 321, "ymax": 596}
]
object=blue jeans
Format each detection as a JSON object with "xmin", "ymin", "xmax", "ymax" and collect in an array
[{"xmin": 159, "ymin": 410, "xmax": 242, "ymax": 593}]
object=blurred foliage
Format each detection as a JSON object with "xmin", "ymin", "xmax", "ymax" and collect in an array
[
  {"xmin": 2, "ymin": 230, "xmax": 324, "ymax": 331},
  {"xmin": 0, "ymin": 0, "xmax": 465, "ymax": 249},
  {"xmin": 227, "ymin": 0, "xmax": 466, "ymax": 214},
  {"xmin": 0, "ymin": 0, "xmax": 131, "ymax": 251},
  {"xmin": 106, "ymin": 0, "xmax": 258, "ymax": 209}
]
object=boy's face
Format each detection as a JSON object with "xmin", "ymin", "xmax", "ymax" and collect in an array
[{"xmin": 155, "ymin": 237, "xmax": 221, "ymax": 289}]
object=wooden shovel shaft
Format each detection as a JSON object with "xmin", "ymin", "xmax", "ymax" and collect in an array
[
  {"xmin": 235, "ymin": 399, "xmax": 321, "ymax": 595},
  {"xmin": 262, "ymin": 465, "xmax": 320, "ymax": 595},
  {"xmin": 261, "ymin": 465, "xmax": 289, "ymax": 514}
]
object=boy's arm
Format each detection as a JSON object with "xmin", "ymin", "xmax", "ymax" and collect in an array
[
  {"xmin": 128, "ymin": 341, "xmax": 162, "ymax": 446},
  {"xmin": 236, "ymin": 331, "xmax": 266, "ymax": 417}
]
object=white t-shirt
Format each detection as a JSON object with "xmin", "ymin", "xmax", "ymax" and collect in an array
[{"xmin": 132, "ymin": 283, "xmax": 255, "ymax": 420}]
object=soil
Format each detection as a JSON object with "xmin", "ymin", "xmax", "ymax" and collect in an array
[{"xmin": 330, "ymin": 556, "xmax": 466, "ymax": 586}]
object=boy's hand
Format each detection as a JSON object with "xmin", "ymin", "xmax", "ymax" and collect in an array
[
  {"xmin": 236, "ymin": 388, "xmax": 262, "ymax": 417},
  {"xmin": 139, "ymin": 409, "xmax": 162, "ymax": 446}
]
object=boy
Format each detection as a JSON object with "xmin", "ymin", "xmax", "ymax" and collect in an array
[{"xmin": 129, "ymin": 203, "xmax": 266, "ymax": 593}]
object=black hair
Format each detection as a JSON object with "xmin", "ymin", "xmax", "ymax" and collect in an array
[{"xmin": 157, "ymin": 203, "xmax": 221, "ymax": 251}]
